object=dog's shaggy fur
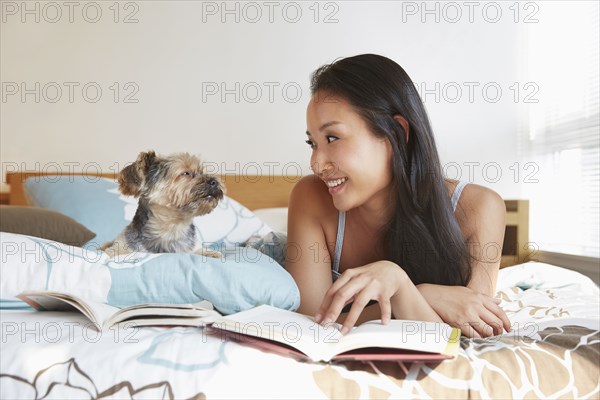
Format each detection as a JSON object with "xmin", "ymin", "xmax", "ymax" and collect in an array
[{"xmin": 100, "ymin": 151, "xmax": 224, "ymax": 258}]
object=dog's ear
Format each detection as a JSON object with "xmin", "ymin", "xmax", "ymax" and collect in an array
[{"xmin": 118, "ymin": 151, "xmax": 157, "ymax": 197}]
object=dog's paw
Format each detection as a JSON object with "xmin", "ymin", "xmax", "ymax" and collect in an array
[
  {"xmin": 195, "ymin": 249, "xmax": 223, "ymax": 259},
  {"xmin": 100, "ymin": 240, "xmax": 135, "ymax": 259},
  {"xmin": 102, "ymin": 247, "xmax": 125, "ymax": 259}
]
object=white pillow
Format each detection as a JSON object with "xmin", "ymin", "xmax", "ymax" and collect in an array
[{"xmin": 252, "ymin": 208, "xmax": 288, "ymax": 233}]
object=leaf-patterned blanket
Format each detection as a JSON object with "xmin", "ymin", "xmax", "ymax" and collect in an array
[{"xmin": 1, "ymin": 262, "xmax": 598, "ymax": 399}]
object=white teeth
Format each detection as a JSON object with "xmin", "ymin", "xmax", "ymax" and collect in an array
[{"xmin": 325, "ymin": 177, "xmax": 347, "ymax": 188}]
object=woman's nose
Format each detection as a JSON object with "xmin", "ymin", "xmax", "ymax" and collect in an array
[
  {"xmin": 311, "ymin": 152, "xmax": 335, "ymax": 178},
  {"xmin": 310, "ymin": 150, "xmax": 325, "ymax": 176}
]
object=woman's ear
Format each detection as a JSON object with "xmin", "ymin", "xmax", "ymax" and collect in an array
[{"xmin": 393, "ymin": 115, "xmax": 409, "ymax": 144}]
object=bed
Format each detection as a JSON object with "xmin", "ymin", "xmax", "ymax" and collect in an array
[{"xmin": 1, "ymin": 172, "xmax": 598, "ymax": 399}]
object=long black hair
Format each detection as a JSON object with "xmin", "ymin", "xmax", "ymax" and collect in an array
[{"xmin": 310, "ymin": 54, "xmax": 471, "ymax": 286}]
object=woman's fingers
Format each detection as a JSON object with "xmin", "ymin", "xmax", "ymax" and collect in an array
[
  {"xmin": 484, "ymin": 299, "xmax": 512, "ymax": 333},
  {"xmin": 317, "ymin": 270, "xmax": 391, "ymax": 334},
  {"xmin": 317, "ymin": 274, "xmax": 366, "ymax": 326},
  {"xmin": 339, "ymin": 293, "xmax": 372, "ymax": 334},
  {"xmin": 314, "ymin": 263, "xmax": 401, "ymax": 334},
  {"xmin": 476, "ymin": 307, "xmax": 505, "ymax": 336},
  {"xmin": 471, "ymin": 320, "xmax": 495, "ymax": 338},
  {"xmin": 315, "ymin": 270, "xmax": 357, "ymax": 323},
  {"xmin": 482, "ymin": 296, "xmax": 511, "ymax": 332},
  {"xmin": 379, "ymin": 297, "xmax": 392, "ymax": 325},
  {"xmin": 465, "ymin": 323, "xmax": 482, "ymax": 339}
]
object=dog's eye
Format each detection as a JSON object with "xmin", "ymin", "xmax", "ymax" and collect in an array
[{"xmin": 181, "ymin": 171, "xmax": 191, "ymax": 177}]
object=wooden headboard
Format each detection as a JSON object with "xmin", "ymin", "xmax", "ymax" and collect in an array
[
  {"xmin": 6, "ymin": 172, "xmax": 298, "ymax": 211},
  {"xmin": 5, "ymin": 172, "xmax": 529, "ymax": 267}
]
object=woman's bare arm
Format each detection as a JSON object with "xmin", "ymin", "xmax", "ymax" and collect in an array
[
  {"xmin": 463, "ymin": 187, "xmax": 507, "ymax": 295},
  {"xmin": 418, "ymin": 185, "xmax": 511, "ymax": 337},
  {"xmin": 285, "ymin": 176, "xmax": 335, "ymax": 316}
]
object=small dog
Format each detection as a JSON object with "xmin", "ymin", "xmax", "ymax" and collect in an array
[{"xmin": 100, "ymin": 150, "xmax": 225, "ymax": 258}]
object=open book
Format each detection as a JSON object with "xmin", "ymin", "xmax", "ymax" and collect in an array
[
  {"xmin": 17, "ymin": 291, "xmax": 222, "ymax": 331},
  {"xmin": 210, "ymin": 305, "xmax": 461, "ymax": 362}
]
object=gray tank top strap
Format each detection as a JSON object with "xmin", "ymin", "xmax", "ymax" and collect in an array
[
  {"xmin": 331, "ymin": 211, "xmax": 346, "ymax": 281},
  {"xmin": 451, "ymin": 181, "xmax": 469, "ymax": 212}
]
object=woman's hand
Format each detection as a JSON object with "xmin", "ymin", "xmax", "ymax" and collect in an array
[
  {"xmin": 314, "ymin": 261, "xmax": 405, "ymax": 335},
  {"xmin": 417, "ymin": 284, "xmax": 511, "ymax": 338}
]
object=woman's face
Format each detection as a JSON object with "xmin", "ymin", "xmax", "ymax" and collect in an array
[{"xmin": 306, "ymin": 92, "xmax": 393, "ymax": 212}]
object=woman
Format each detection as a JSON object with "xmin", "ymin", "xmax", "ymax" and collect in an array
[{"xmin": 286, "ymin": 54, "xmax": 511, "ymax": 338}]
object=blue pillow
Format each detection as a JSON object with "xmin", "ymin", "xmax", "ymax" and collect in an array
[
  {"xmin": 1, "ymin": 232, "xmax": 299, "ymax": 315},
  {"xmin": 107, "ymin": 247, "xmax": 299, "ymax": 314},
  {"xmin": 23, "ymin": 176, "xmax": 272, "ymax": 247}
]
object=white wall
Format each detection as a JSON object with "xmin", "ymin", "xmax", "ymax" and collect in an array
[{"xmin": 1, "ymin": 1, "xmax": 528, "ymax": 198}]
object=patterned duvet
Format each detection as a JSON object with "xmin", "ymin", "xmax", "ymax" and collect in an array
[{"xmin": 1, "ymin": 262, "xmax": 598, "ymax": 399}]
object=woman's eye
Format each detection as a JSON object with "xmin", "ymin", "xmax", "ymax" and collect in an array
[
  {"xmin": 181, "ymin": 171, "xmax": 191, "ymax": 177},
  {"xmin": 326, "ymin": 135, "xmax": 338, "ymax": 143},
  {"xmin": 305, "ymin": 140, "xmax": 315, "ymax": 149}
]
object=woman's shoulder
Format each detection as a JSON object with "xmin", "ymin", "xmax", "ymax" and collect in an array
[
  {"xmin": 445, "ymin": 179, "xmax": 504, "ymax": 210},
  {"xmin": 289, "ymin": 175, "xmax": 337, "ymax": 218},
  {"xmin": 459, "ymin": 182, "xmax": 505, "ymax": 212},
  {"xmin": 446, "ymin": 180, "xmax": 505, "ymax": 239}
]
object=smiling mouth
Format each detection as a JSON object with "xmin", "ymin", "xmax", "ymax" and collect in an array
[{"xmin": 325, "ymin": 177, "xmax": 348, "ymax": 188}]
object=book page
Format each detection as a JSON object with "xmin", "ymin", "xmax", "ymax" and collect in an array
[
  {"xmin": 18, "ymin": 292, "xmax": 221, "ymax": 331},
  {"xmin": 338, "ymin": 319, "xmax": 460, "ymax": 357},
  {"xmin": 18, "ymin": 292, "xmax": 119, "ymax": 330},
  {"xmin": 214, "ymin": 305, "xmax": 460, "ymax": 361},
  {"xmin": 115, "ymin": 300, "xmax": 214, "ymax": 312},
  {"xmin": 109, "ymin": 304, "xmax": 221, "ymax": 326},
  {"xmin": 114, "ymin": 316, "xmax": 214, "ymax": 329},
  {"xmin": 50, "ymin": 295, "xmax": 119, "ymax": 330},
  {"xmin": 213, "ymin": 305, "xmax": 343, "ymax": 361}
]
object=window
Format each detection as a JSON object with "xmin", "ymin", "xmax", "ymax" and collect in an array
[{"xmin": 522, "ymin": 1, "xmax": 599, "ymax": 258}]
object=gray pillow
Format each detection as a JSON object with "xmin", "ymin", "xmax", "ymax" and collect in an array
[{"xmin": 0, "ymin": 206, "xmax": 96, "ymax": 246}]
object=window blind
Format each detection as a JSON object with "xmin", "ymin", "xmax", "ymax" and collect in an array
[{"xmin": 523, "ymin": 1, "xmax": 599, "ymax": 258}]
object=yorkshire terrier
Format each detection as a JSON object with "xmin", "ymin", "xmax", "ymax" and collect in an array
[{"xmin": 100, "ymin": 151, "xmax": 225, "ymax": 258}]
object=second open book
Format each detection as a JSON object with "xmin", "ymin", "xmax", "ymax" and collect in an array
[
  {"xmin": 17, "ymin": 291, "xmax": 221, "ymax": 331},
  {"xmin": 210, "ymin": 304, "xmax": 461, "ymax": 362}
]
